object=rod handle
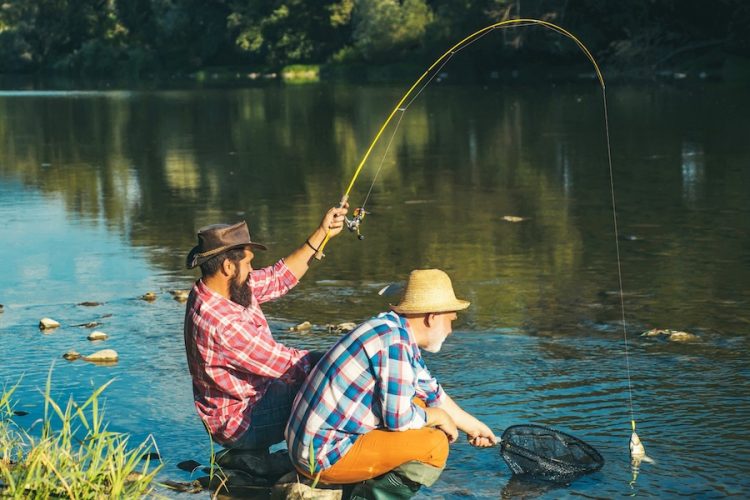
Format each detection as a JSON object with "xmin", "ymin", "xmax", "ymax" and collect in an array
[{"xmin": 314, "ymin": 194, "xmax": 349, "ymax": 260}]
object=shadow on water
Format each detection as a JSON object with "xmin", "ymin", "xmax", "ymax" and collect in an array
[{"xmin": 1, "ymin": 82, "xmax": 749, "ymax": 497}]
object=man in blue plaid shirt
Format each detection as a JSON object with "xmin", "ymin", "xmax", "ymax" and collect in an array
[{"xmin": 286, "ymin": 269, "xmax": 496, "ymax": 498}]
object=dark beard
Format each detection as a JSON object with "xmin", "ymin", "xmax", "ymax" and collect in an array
[{"xmin": 229, "ymin": 270, "xmax": 252, "ymax": 307}]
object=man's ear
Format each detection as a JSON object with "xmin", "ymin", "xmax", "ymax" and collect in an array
[
  {"xmin": 220, "ymin": 257, "xmax": 234, "ymax": 277},
  {"xmin": 424, "ymin": 313, "xmax": 435, "ymax": 328}
]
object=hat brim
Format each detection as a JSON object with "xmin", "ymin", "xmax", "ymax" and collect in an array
[
  {"xmin": 390, "ymin": 299, "xmax": 470, "ymax": 315},
  {"xmin": 186, "ymin": 242, "xmax": 267, "ymax": 269}
]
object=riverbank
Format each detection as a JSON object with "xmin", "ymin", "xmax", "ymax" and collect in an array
[{"xmin": 2, "ymin": 51, "xmax": 749, "ymax": 90}]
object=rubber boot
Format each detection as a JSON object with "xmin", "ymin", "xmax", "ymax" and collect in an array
[{"xmin": 347, "ymin": 471, "xmax": 420, "ymax": 500}]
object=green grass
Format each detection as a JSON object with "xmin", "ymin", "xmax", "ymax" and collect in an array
[
  {"xmin": 281, "ymin": 64, "xmax": 321, "ymax": 83},
  {"xmin": 0, "ymin": 371, "xmax": 162, "ymax": 499}
]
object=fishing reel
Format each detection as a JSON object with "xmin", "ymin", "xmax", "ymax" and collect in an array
[{"xmin": 345, "ymin": 207, "xmax": 368, "ymax": 240}]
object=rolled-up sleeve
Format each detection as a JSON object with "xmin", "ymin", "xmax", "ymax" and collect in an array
[{"xmin": 250, "ymin": 259, "xmax": 299, "ymax": 304}]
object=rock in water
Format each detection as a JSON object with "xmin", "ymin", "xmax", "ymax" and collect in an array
[
  {"xmin": 290, "ymin": 321, "xmax": 312, "ymax": 332},
  {"xmin": 668, "ymin": 331, "xmax": 699, "ymax": 342},
  {"xmin": 169, "ymin": 290, "xmax": 190, "ymax": 302},
  {"xmin": 141, "ymin": 292, "xmax": 157, "ymax": 302},
  {"xmin": 39, "ymin": 318, "xmax": 61, "ymax": 330},
  {"xmin": 78, "ymin": 301, "xmax": 102, "ymax": 307},
  {"xmin": 0, "ymin": 304, "xmax": 4, "ymax": 313},
  {"xmin": 501, "ymin": 215, "xmax": 527, "ymax": 223},
  {"xmin": 87, "ymin": 331, "xmax": 109, "ymax": 341},
  {"xmin": 63, "ymin": 350, "xmax": 81, "ymax": 361},
  {"xmin": 271, "ymin": 472, "xmax": 342, "ymax": 499},
  {"xmin": 326, "ymin": 322, "xmax": 357, "ymax": 334},
  {"xmin": 83, "ymin": 349, "xmax": 119, "ymax": 363}
]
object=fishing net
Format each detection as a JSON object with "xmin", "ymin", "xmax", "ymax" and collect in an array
[{"xmin": 499, "ymin": 424, "xmax": 604, "ymax": 482}]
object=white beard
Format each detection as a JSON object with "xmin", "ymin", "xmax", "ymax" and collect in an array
[{"xmin": 423, "ymin": 336, "xmax": 446, "ymax": 353}]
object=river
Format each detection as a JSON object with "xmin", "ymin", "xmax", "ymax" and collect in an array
[{"xmin": 0, "ymin": 81, "xmax": 748, "ymax": 498}]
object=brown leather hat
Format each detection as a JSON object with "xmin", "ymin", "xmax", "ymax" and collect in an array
[{"xmin": 186, "ymin": 221, "xmax": 267, "ymax": 269}]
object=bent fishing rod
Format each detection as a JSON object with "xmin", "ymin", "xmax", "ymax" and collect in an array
[
  {"xmin": 314, "ymin": 18, "xmax": 604, "ymax": 259},
  {"xmin": 313, "ymin": 18, "xmax": 644, "ymax": 462}
]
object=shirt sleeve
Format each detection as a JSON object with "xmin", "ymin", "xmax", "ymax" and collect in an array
[
  {"xmin": 250, "ymin": 259, "xmax": 299, "ymax": 304},
  {"xmin": 218, "ymin": 319, "xmax": 310, "ymax": 382},
  {"xmin": 375, "ymin": 338, "xmax": 428, "ymax": 431},
  {"xmin": 414, "ymin": 354, "xmax": 445, "ymax": 407}
]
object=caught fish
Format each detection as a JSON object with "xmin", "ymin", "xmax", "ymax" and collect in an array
[{"xmin": 629, "ymin": 432, "xmax": 654, "ymax": 466}]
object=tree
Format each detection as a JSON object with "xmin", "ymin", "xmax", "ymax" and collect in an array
[{"xmin": 351, "ymin": 0, "xmax": 434, "ymax": 61}]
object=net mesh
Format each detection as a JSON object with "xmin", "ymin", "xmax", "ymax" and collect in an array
[{"xmin": 499, "ymin": 424, "xmax": 604, "ymax": 482}]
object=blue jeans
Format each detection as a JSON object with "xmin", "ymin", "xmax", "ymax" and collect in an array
[
  {"xmin": 226, "ymin": 351, "xmax": 323, "ymax": 451},
  {"xmin": 226, "ymin": 379, "xmax": 300, "ymax": 451}
]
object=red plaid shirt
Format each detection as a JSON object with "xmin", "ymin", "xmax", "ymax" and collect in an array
[{"xmin": 184, "ymin": 259, "xmax": 311, "ymax": 445}]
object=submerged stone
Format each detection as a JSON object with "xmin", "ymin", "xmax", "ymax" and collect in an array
[
  {"xmin": 87, "ymin": 331, "xmax": 109, "ymax": 341},
  {"xmin": 641, "ymin": 328, "xmax": 699, "ymax": 343},
  {"xmin": 39, "ymin": 317, "xmax": 61, "ymax": 330},
  {"xmin": 161, "ymin": 479, "xmax": 203, "ymax": 494},
  {"xmin": 141, "ymin": 292, "xmax": 158, "ymax": 302},
  {"xmin": 78, "ymin": 301, "xmax": 103, "ymax": 307},
  {"xmin": 0, "ymin": 304, "xmax": 4, "ymax": 313},
  {"xmin": 170, "ymin": 290, "xmax": 190, "ymax": 302},
  {"xmin": 83, "ymin": 349, "xmax": 119, "ymax": 363}
]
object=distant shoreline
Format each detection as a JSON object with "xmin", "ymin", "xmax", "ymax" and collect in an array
[{"xmin": 1, "ymin": 52, "xmax": 748, "ymax": 90}]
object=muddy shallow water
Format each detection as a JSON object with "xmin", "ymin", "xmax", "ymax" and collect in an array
[{"xmin": 1, "ymin": 82, "xmax": 749, "ymax": 497}]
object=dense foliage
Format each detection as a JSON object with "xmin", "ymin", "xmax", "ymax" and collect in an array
[{"xmin": 0, "ymin": 0, "xmax": 748, "ymax": 77}]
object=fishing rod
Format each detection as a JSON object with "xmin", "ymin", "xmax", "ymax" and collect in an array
[
  {"xmin": 314, "ymin": 18, "xmax": 603, "ymax": 260},
  {"xmin": 314, "ymin": 18, "xmax": 642, "ymax": 466}
]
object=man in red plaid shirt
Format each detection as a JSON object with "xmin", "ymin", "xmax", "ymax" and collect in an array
[{"xmin": 183, "ymin": 204, "xmax": 347, "ymax": 477}]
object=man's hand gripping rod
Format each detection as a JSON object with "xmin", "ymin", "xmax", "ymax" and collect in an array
[{"xmin": 314, "ymin": 195, "xmax": 349, "ymax": 260}]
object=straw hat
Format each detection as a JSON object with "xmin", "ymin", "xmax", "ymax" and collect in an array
[
  {"xmin": 390, "ymin": 269, "xmax": 470, "ymax": 314},
  {"xmin": 186, "ymin": 221, "xmax": 266, "ymax": 269}
]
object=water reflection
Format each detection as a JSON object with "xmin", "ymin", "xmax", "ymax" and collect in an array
[{"xmin": 681, "ymin": 141, "xmax": 705, "ymax": 204}]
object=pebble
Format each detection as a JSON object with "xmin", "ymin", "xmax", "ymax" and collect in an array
[
  {"xmin": 125, "ymin": 472, "xmax": 144, "ymax": 483},
  {"xmin": 141, "ymin": 292, "xmax": 157, "ymax": 302},
  {"xmin": 641, "ymin": 328, "xmax": 699, "ymax": 342},
  {"xmin": 87, "ymin": 331, "xmax": 109, "ymax": 341},
  {"xmin": 326, "ymin": 322, "xmax": 357, "ymax": 334},
  {"xmin": 290, "ymin": 321, "xmax": 312, "ymax": 332},
  {"xmin": 63, "ymin": 350, "xmax": 81, "ymax": 361},
  {"xmin": 170, "ymin": 290, "xmax": 189, "ymax": 302},
  {"xmin": 668, "ymin": 331, "xmax": 699, "ymax": 343},
  {"xmin": 83, "ymin": 349, "xmax": 119, "ymax": 363},
  {"xmin": 39, "ymin": 317, "xmax": 61, "ymax": 330}
]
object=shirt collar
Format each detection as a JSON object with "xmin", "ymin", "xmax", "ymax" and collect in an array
[{"xmin": 196, "ymin": 278, "xmax": 246, "ymax": 313}]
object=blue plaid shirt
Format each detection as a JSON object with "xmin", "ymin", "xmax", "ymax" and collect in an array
[{"xmin": 285, "ymin": 311, "xmax": 444, "ymax": 473}]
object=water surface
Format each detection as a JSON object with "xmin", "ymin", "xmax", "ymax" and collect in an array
[{"xmin": 0, "ymin": 81, "xmax": 748, "ymax": 498}]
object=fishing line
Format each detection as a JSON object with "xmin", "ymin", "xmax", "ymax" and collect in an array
[{"xmin": 315, "ymin": 19, "xmax": 638, "ymax": 452}]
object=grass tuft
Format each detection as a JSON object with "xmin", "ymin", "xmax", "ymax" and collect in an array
[{"xmin": 0, "ymin": 370, "xmax": 161, "ymax": 498}]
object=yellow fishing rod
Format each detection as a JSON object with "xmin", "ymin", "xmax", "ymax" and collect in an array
[
  {"xmin": 315, "ymin": 17, "xmax": 644, "ymax": 469},
  {"xmin": 314, "ymin": 18, "xmax": 604, "ymax": 260}
]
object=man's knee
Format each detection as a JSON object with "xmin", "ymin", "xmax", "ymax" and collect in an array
[{"xmin": 422, "ymin": 428, "xmax": 450, "ymax": 469}]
